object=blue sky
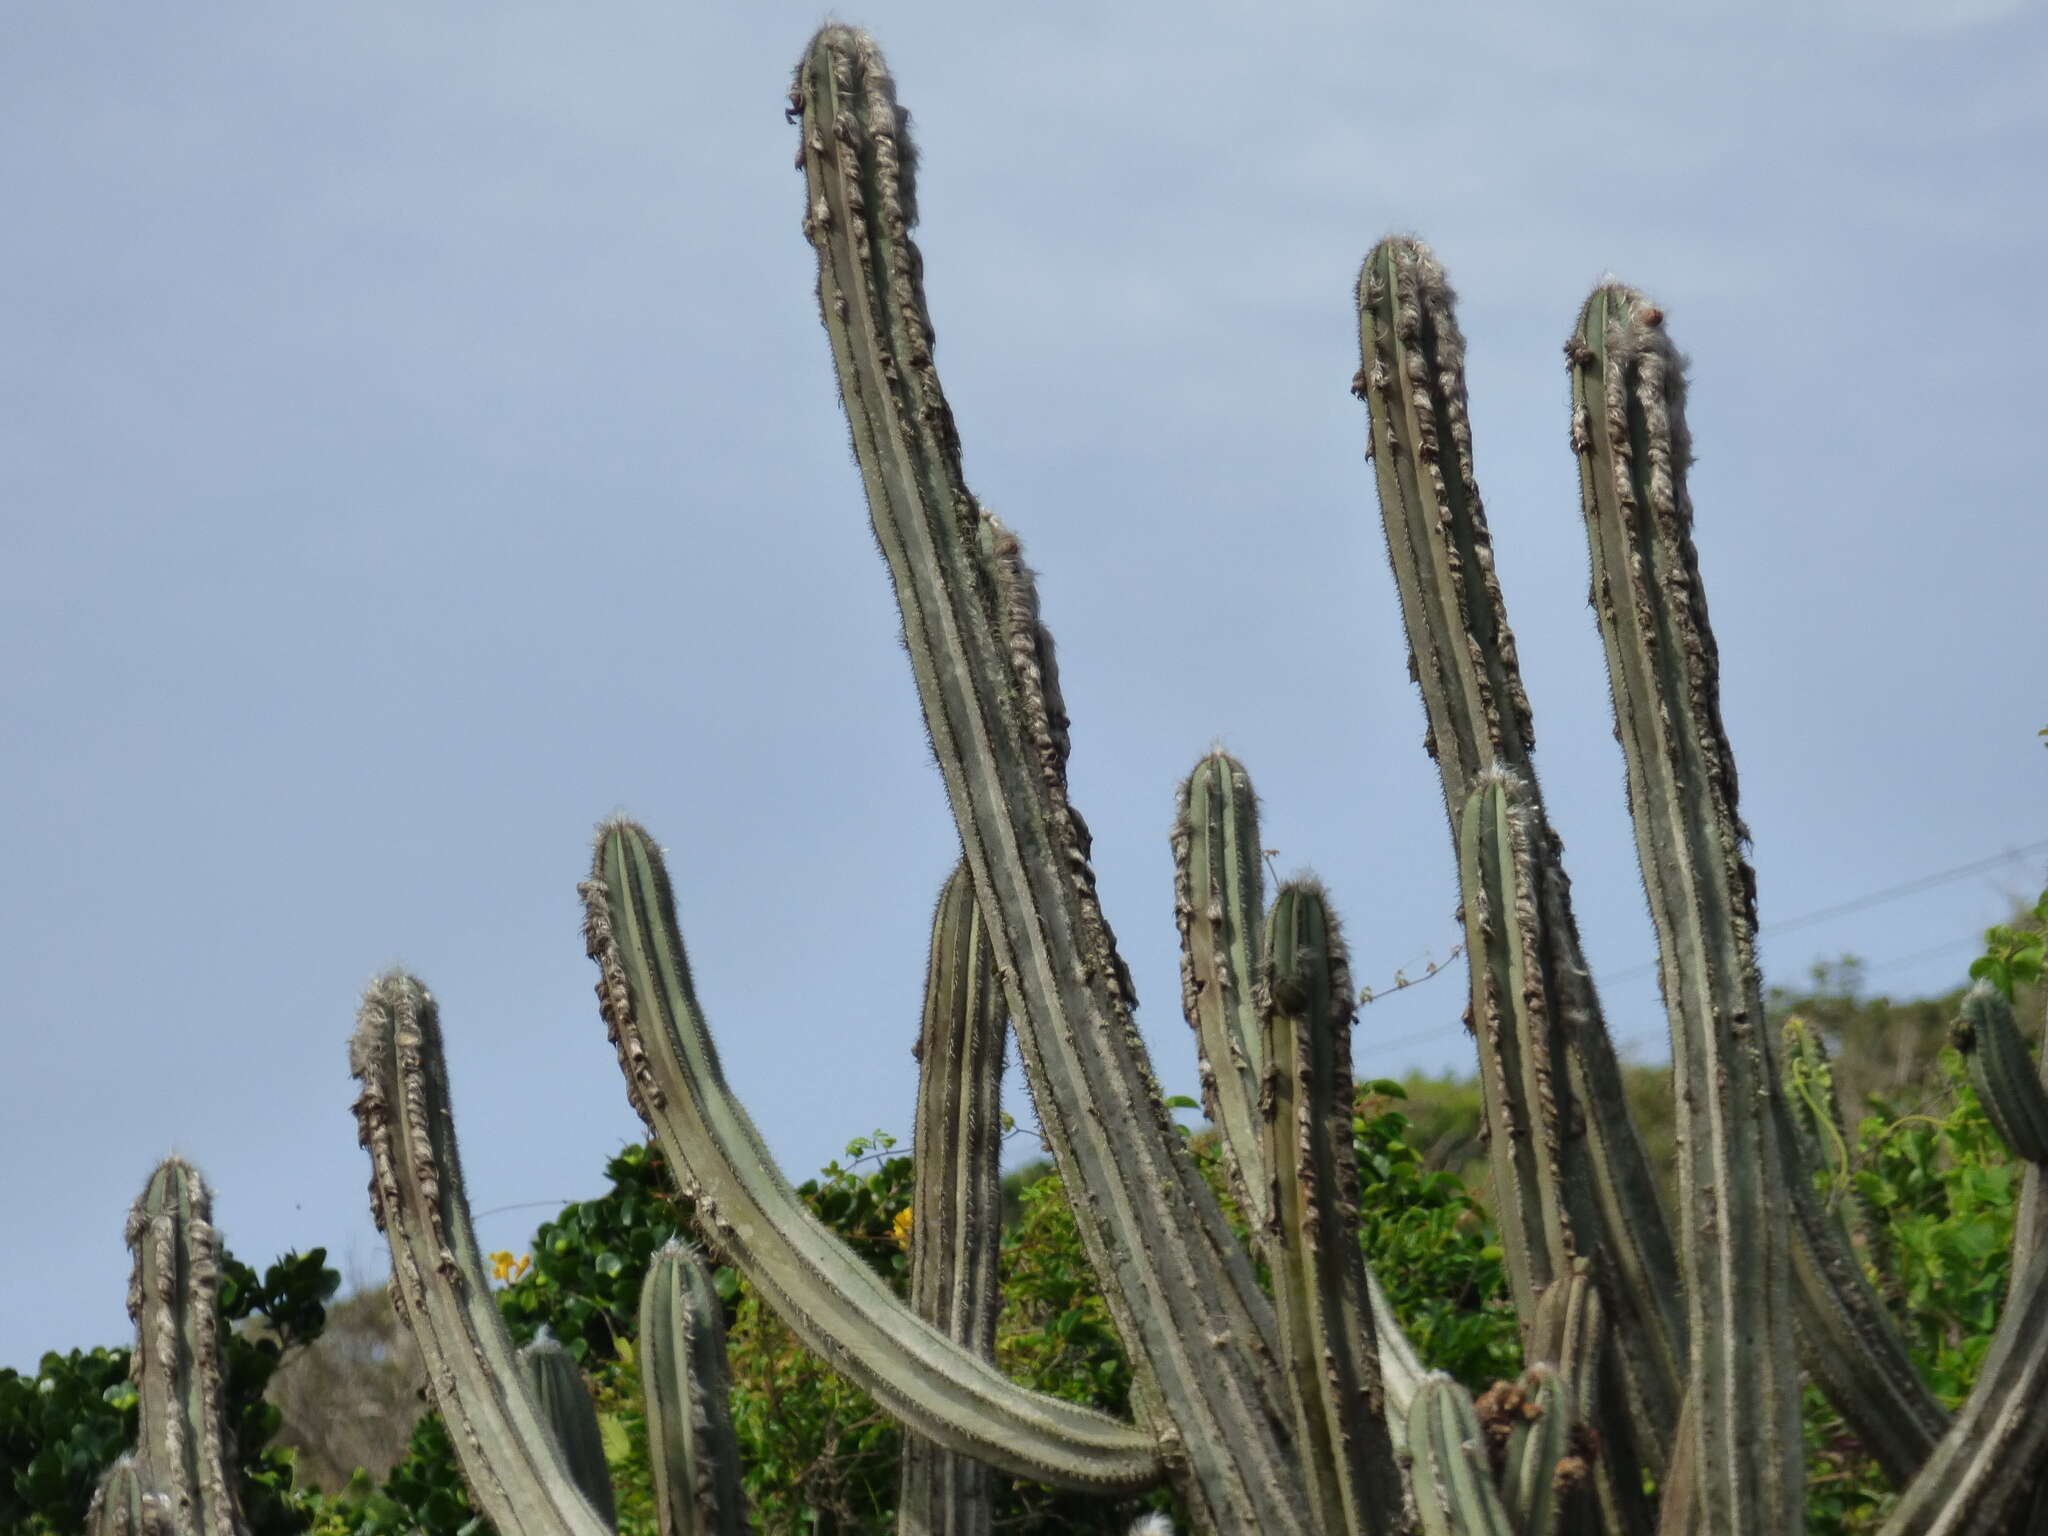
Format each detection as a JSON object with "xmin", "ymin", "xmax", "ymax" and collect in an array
[{"xmin": 5, "ymin": 1, "xmax": 2043, "ymax": 1368}]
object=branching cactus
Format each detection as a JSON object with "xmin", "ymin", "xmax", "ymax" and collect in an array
[
  {"xmin": 121, "ymin": 1157, "xmax": 250, "ymax": 1536},
  {"xmin": 788, "ymin": 30, "xmax": 1310, "ymax": 1527},
  {"xmin": 639, "ymin": 1239, "xmax": 746, "ymax": 1536},
  {"xmin": 899, "ymin": 862, "xmax": 1007, "ymax": 1536}
]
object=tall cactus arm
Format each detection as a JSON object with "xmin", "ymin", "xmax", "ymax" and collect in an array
[
  {"xmin": 86, "ymin": 1450, "xmax": 172, "ymax": 1536},
  {"xmin": 1354, "ymin": 237, "xmax": 1685, "ymax": 1479},
  {"xmin": 899, "ymin": 863, "xmax": 1006, "ymax": 1536},
  {"xmin": 1407, "ymin": 1376, "xmax": 1513, "ymax": 1536},
  {"xmin": 348, "ymin": 972, "xmax": 617, "ymax": 1536},
  {"xmin": 1457, "ymin": 772, "xmax": 1573, "ymax": 1324},
  {"xmin": 1875, "ymin": 1228, "xmax": 2048, "ymax": 1536},
  {"xmin": 1259, "ymin": 881, "xmax": 1408, "ymax": 1535},
  {"xmin": 581, "ymin": 821, "xmax": 1161, "ymax": 1493},
  {"xmin": 1571, "ymin": 283, "xmax": 1803, "ymax": 1530},
  {"xmin": 1174, "ymin": 750, "xmax": 1273, "ymax": 1232},
  {"xmin": 640, "ymin": 1240, "xmax": 747, "ymax": 1536},
  {"xmin": 518, "ymin": 1330, "xmax": 619, "ymax": 1529},
  {"xmin": 124, "ymin": 1158, "xmax": 251, "ymax": 1536},
  {"xmin": 793, "ymin": 27, "xmax": 1306, "ymax": 1531}
]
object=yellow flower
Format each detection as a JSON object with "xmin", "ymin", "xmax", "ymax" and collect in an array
[
  {"xmin": 489, "ymin": 1250, "xmax": 531, "ymax": 1284},
  {"xmin": 891, "ymin": 1207, "xmax": 914, "ymax": 1251}
]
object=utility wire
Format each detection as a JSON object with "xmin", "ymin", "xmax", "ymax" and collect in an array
[{"xmin": 1363, "ymin": 838, "xmax": 2047, "ymax": 1057}]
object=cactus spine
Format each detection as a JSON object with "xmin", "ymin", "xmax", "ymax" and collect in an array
[
  {"xmin": 349, "ymin": 971, "xmax": 615, "ymax": 1536},
  {"xmin": 899, "ymin": 863, "xmax": 1006, "ymax": 1536},
  {"xmin": 793, "ymin": 25, "xmax": 1305, "ymax": 1529},
  {"xmin": 518, "ymin": 1328, "xmax": 619, "ymax": 1529},
  {"xmin": 639, "ymin": 1239, "xmax": 746, "ymax": 1536},
  {"xmin": 123, "ymin": 1158, "xmax": 250, "ymax": 1536}
]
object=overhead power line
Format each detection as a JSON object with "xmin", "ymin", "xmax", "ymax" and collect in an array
[{"xmin": 1363, "ymin": 838, "xmax": 2048, "ymax": 1058}]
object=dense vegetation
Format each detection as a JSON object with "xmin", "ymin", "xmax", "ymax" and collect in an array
[{"xmin": 6, "ymin": 900, "xmax": 2041, "ymax": 1533}]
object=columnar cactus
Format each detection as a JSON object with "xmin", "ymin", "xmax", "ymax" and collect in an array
[
  {"xmin": 898, "ymin": 863, "xmax": 1007, "ymax": 1536},
  {"xmin": 639, "ymin": 1239, "xmax": 746, "ymax": 1536},
  {"xmin": 122, "ymin": 1158, "xmax": 250, "ymax": 1536},
  {"xmin": 75, "ymin": 19, "xmax": 2048, "ymax": 1536},
  {"xmin": 1257, "ymin": 880, "xmax": 1406, "ymax": 1535},
  {"xmin": 518, "ymin": 1328, "xmax": 619, "ymax": 1529},
  {"xmin": 579, "ymin": 819, "xmax": 1160, "ymax": 1495},
  {"xmin": 349, "ymin": 972, "xmax": 615, "ymax": 1536},
  {"xmin": 787, "ymin": 26, "xmax": 1302, "ymax": 1527}
]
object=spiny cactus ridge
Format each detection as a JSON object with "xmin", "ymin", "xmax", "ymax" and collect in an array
[{"xmin": 73, "ymin": 21, "xmax": 2048, "ymax": 1536}]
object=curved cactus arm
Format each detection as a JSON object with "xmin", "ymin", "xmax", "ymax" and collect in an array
[
  {"xmin": 899, "ymin": 862, "xmax": 1006, "ymax": 1536},
  {"xmin": 1875, "ymin": 1227, "xmax": 2048, "ymax": 1536},
  {"xmin": 1571, "ymin": 281, "xmax": 1803, "ymax": 1529},
  {"xmin": 1407, "ymin": 1375, "xmax": 1512, "ymax": 1536},
  {"xmin": 640, "ymin": 1239, "xmax": 747, "ymax": 1536},
  {"xmin": 1259, "ymin": 881, "xmax": 1407, "ymax": 1535},
  {"xmin": 1782, "ymin": 1018, "xmax": 1901, "ymax": 1299},
  {"xmin": 1457, "ymin": 772, "xmax": 1573, "ymax": 1323},
  {"xmin": 1355, "ymin": 236, "xmax": 1685, "ymax": 1479},
  {"xmin": 793, "ymin": 26, "xmax": 1304, "ymax": 1531},
  {"xmin": 517, "ymin": 1329, "xmax": 618, "ymax": 1529},
  {"xmin": 348, "ymin": 972, "xmax": 616, "ymax": 1536},
  {"xmin": 1173, "ymin": 750, "xmax": 1273, "ymax": 1231},
  {"xmin": 86, "ymin": 1452, "xmax": 173, "ymax": 1536},
  {"xmin": 581, "ymin": 821, "xmax": 1161, "ymax": 1493},
  {"xmin": 124, "ymin": 1158, "xmax": 251, "ymax": 1536},
  {"xmin": 1955, "ymin": 982, "xmax": 2048, "ymax": 1164}
]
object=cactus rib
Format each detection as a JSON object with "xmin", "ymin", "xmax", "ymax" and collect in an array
[
  {"xmin": 124, "ymin": 1158, "xmax": 250, "ymax": 1536},
  {"xmin": 795, "ymin": 25, "xmax": 1305, "ymax": 1530},
  {"xmin": 1259, "ymin": 881, "xmax": 1406, "ymax": 1535},
  {"xmin": 581, "ymin": 819, "xmax": 1161, "ymax": 1493},
  {"xmin": 899, "ymin": 863, "xmax": 1006, "ymax": 1536},
  {"xmin": 640, "ymin": 1239, "xmax": 746, "ymax": 1536},
  {"xmin": 1571, "ymin": 281, "xmax": 1801, "ymax": 1529},
  {"xmin": 348, "ymin": 972, "xmax": 615, "ymax": 1536},
  {"xmin": 518, "ymin": 1329, "xmax": 619, "ymax": 1529},
  {"xmin": 1356, "ymin": 235, "xmax": 1683, "ymax": 1482}
]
